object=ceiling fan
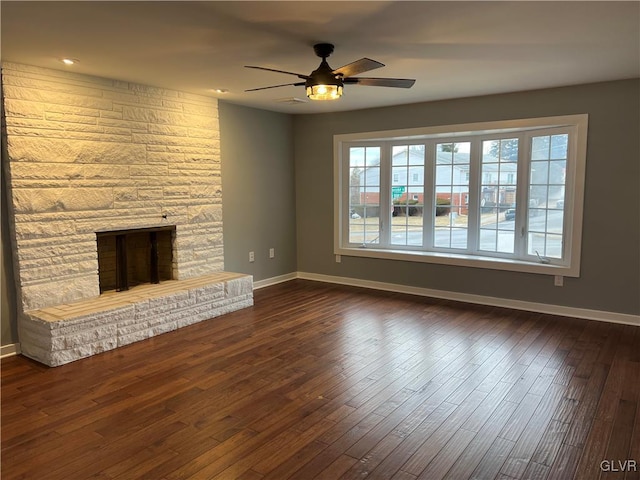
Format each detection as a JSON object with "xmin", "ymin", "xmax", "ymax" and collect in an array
[{"xmin": 245, "ymin": 43, "xmax": 416, "ymax": 100}]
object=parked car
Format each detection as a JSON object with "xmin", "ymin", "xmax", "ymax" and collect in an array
[{"xmin": 504, "ymin": 208, "xmax": 516, "ymax": 221}]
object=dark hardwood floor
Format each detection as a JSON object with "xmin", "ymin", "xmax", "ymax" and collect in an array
[{"xmin": 2, "ymin": 279, "xmax": 639, "ymax": 479}]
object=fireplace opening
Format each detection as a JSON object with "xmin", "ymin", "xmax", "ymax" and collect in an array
[{"xmin": 96, "ymin": 226, "xmax": 175, "ymax": 293}]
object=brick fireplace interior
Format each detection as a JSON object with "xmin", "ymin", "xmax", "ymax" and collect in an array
[{"xmin": 97, "ymin": 226, "xmax": 175, "ymax": 293}]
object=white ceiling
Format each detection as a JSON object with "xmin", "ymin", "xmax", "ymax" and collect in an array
[{"xmin": 2, "ymin": 1, "xmax": 639, "ymax": 114}]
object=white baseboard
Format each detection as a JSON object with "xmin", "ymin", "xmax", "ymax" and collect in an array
[
  {"xmin": 296, "ymin": 272, "xmax": 640, "ymax": 327},
  {"xmin": 1, "ymin": 343, "xmax": 21, "ymax": 358},
  {"xmin": 1, "ymin": 271, "xmax": 636, "ymax": 364},
  {"xmin": 253, "ymin": 272, "xmax": 298, "ymax": 290}
]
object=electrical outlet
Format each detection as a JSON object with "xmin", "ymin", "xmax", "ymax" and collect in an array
[
  {"xmin": 335, "ymin": 254, "xmax": 341, "ymax": 263},
  {"xmin": 269, "ymin": 248, "xmax": 275, "ymax": 259},
  {"xmin": 249, "ymin": 251, "xmax": 255, "ymax": 263},
  {"xmin": 554, "ymin": 275, "xmax": 563, "ymax": 287}
]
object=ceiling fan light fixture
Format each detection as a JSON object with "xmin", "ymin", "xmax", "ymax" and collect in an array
[
  {"xmin": 306, "ymin": 83, "xmax": 343, "ymax": 101},
  {"xmin": 245, "ymin": 43, "xmax": 415, "ymax": 100}
]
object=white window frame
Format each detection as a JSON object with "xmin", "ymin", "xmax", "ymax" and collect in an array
[{"xmin": 334, "ymin": 114, "xmax": 588, "ymax": 277}]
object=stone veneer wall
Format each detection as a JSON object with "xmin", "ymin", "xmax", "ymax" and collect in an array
[{"xmin": 2, "ymin": 62, "xmax": 224, "ymax": 313}]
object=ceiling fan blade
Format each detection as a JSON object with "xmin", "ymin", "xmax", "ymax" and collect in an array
[
  {"xmin": 245, "ymin": 82, "xmax": 305, "ymax": 92},
  {"xmin": 245, "ymin": 66, "xmax": 309, "ymax": 79},
  {"xmin": 344, "ymin": 77, "xmax": 416, "ymax": 88},
  {"xmin": 333, "ymin": 58, "xmax": 384, "ymax": 77}
]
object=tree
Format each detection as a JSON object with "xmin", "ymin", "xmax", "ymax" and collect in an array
[
  {"xmin": 439, "ymin": 143, "xmax": 458, "ymax": 153},
  {"xmin": 350, "ymin": 167, "xmax": 362, "ymax": 205},
  {"xmin": 489, "ymin": 139, "xmax": 519, "ymax": 161}
]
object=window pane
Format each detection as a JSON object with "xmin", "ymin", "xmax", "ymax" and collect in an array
[
  {"xmin": 480, "ymin": 229, "xmax": 497, "ymax": 251},
  {"xmin": 434, "ymin": 142, "xmax": 470, "ymax": 250},
  {"xmin": 529, "ymin": 185, "xmax": 548, "ymax": 208},
  {"xmin": 453, "ymin": 143, "xmax": 470, "ymax": 164},
  {"xmin": 436, "ymin": 165, "xmax": 452, "ymax": 185},
  {"xmin": 409, "ymin": 145, "xmax": 425, "ymax": 165},
  {"xmin": 365, "ymin": 167, "xmax": 380, "ymax": 187},
  {"xmin": 483, "ymin": 140, "xmax": 500, "ymax": 163},
  {"xmin": 392, "ymin": 145, "xmax": 424, "ymax": 246},
  {"xmin": 392, "ymin": 167, "xmax": 404, "ymax": 185},
  {"xmin": 530, "ymin": 161, "xmax": 549, "ymax": 184},
  {"xmin": 348, "ymin": 147, "xmax": 380, "ymax": 245},
  {"xmin": 546, "ymin": 209, "xmax": 564, "ymax": 234},
  {"xmin": 549, "ymin": 160, "xmax": 566, "ymax": 184},
  {"xmin": 350, "ymin": 147, "xmax": 365, "ymax": 167},
  {"xmin": 545, "ymin": 234, "xmax": 563, "ymax": 258},
  {"xmin": 365, "ymin": 147, "xmax": 380, "ymax": 166},
  {"xmin": 531, "ymin": 136, "xmax": 550, "ymax": 160},
  {"xmin": 480, "ymin": 138, "xmax": 519, "ymax": 254},
  {"xmin": 499, "ymin": 139, "xmax": 519, "ymax": 162},
  {"xmin": 392, "ymin": 145, "xmax": 408, "ymax": 166},
  {"xmin": 550, "ymin": 134, "xmax": 568, "ymax": 160},
  {"xmin": 527, "ymin": 135, "xmax": 567, "ymax": 258}
]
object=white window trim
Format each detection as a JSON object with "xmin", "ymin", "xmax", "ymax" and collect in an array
[{"xmin": 334, "ymin": 114, "xmax": 588, "ymax": 277}]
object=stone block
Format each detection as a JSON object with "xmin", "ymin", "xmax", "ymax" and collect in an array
[
  {"xmin": 148, "ymin": 124, "xmax": 190, "ymax": 137},
  {"xmin": 21, "ymin": 343, "xmax": 54, "ymax": 366},
  {"xmin": 20, "ymin": 260, "xmax": 98, "ymax": 283},
  {"xmin": 91, "ymin": 338, "xmax": 119, "ymax": 354},
  {"xmin": 225, "ymin": 276, "xmax": 253, "ymax": 298},
  {"xmin": 6, "ymin": 136, "xmax": 147, "ymax": 164},
  {"xmin": 3, "ymin": 84, "xmax": 113, "ymax": 110},
  {"xmin": 12, "ymin": 187, "xmax": 114, "ymax": 214},
  {"xmin": 146, "ymin": 151, "xmax": 185, "ymax": 164},
  {"xmin": 10, "ymin": 163, "xmax": 84, "ymax": 180},
  {"xmin": 45, "ymin": 112, "xmax": 98, "ymax": 125},
  {"xmin": 3, "ymin": 99, "xmax": 46, "ymax": 119},
  {"xmin": 187, "ymin": 204, "xmax": 222, "ymax": 224},
  {"xmin": 83, "ymin": 165, "xmax": 130, "ymax": 180},
  {"xmin": 150, "ymin": 322, "xmax": 177, "ymax": 336},
  {"xmin": 20, "ymin": 276, "xmax": 100, "ymax": 311},
  {"xmin": 64, "ymin": 324, "xmax": 118, "ymax": 349},
  {"xmin": 47, "ymin": 103, "xmax": 101, "ymax": 117},
  {"xmin": 118, "ymin": 329, "xmax": 150, "ymax": 347},
  {"xmin": 114, "ymin": 187, "xmax": 138, "ymax": 201},
  {"xmin": 163, "ymin": 186, "xmax": 190, "ymax": 198},
  {"xmin": 137, "ymin": 188, "xmax": 164, "ymax": 200}
]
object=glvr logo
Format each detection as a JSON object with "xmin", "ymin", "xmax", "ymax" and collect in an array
[{"xmin": 600, "ymin": 460, "xmax": 638, "ymax": 472}]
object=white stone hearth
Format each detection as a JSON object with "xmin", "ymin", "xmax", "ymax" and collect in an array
[{"xmin": 21, "ymin": 273, "xmax": 253, "ymax": 366}]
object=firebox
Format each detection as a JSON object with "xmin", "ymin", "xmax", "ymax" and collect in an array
[{"xmin": 96, "ymin": 226, "xmax": 175, "ymax": 293}]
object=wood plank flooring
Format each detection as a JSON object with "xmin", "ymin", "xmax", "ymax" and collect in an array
[{"xmin": 2, "ymin": 279, "xmax": 639, "ymax": 479}]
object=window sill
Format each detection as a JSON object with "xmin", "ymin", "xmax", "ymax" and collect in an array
[{"xmin": 335, "ymin": 246, "xmax": 579, "ymax": 277}]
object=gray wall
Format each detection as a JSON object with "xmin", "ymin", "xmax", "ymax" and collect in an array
[
  {"xmin": 294, "ymin": 79, "xmax": 640, "ymax": 316},
  {"xmin": 219, "ymin": 101, "xmax": 297, "ymax": 281},
  {"xmin": 2, "ymin": 79, "xmax": 638, "ymax": 347},
  {"xmin": 2, "ymin": 89, "xmax": 18, "ymax": 346},
  {"xmin": 1, "ymin": 169, "xmax": 18, "ymax": 345}
]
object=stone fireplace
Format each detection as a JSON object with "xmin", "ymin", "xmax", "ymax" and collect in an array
[{"xmin": 2, "ymin": 63, "xmax": 253, "ymax": 366}]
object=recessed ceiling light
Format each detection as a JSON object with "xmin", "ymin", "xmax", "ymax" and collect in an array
[
  {"xmin": 212, "ymin": 88, "xmax": 228, "ymax": 94},
  {"xmin": 61, "ymin": 58, "xmax": 79, "ymax": 65}
]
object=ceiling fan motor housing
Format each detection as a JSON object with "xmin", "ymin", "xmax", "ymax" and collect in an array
[
  {"xmin": 306, "ymin": 59, "xmax": 343, "ymax": 89},
  {"xmin": 313, "ymin": 43, "xmax": 335, "ymax": 59}
]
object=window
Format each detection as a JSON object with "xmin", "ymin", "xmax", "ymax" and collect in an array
[{"xmin": 335, "ymin": 115, "xmax": 587, "ymax": 276}]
